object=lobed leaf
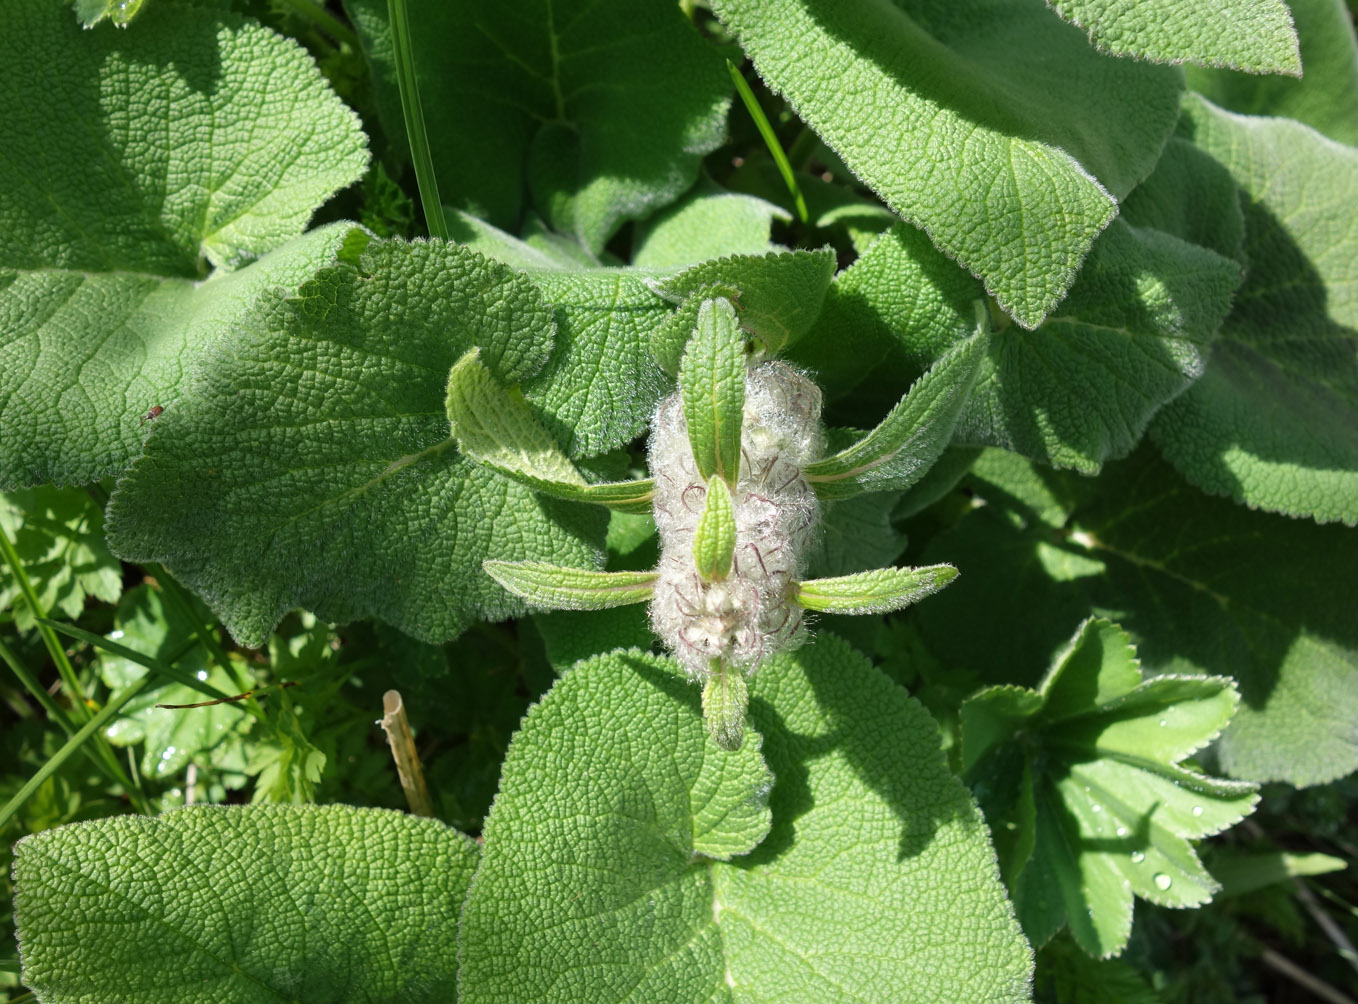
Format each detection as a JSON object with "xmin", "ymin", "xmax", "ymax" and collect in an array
[
  {"xmin": 106, "ymin": 239, "xmax": 606, "ymax": 646},
  {"xmin": 458, "ymin": 637, "xmax": 1032, "ymax": 1003},
  {"xmin": 1046, "ymin": 0, "xmax": 1299, "ymax": 73},
  {"xmin": 962, "ymin": 619, "xmax": 1258, "ymax": 957},
  {"xmin": 13, "ymin": 805, "xmax": 478, "ymax": 1003},
  {"xmin": 1151, "ymin": 96, "xmax": 1358, "ymax": 525},
  {"xmin": 710, "ymin": 0, "xmax": 1182, "ymax": 327}
]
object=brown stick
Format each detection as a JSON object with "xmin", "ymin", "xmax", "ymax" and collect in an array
[{"xmin": 379, "ymin": 689, "xmax": 433, "ymax": 817}]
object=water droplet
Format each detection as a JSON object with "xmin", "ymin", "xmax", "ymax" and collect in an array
[
  {"xmin": 109, "ymin": 629, "xmax": 125, "ymax": 640},
  {"xmin": 1116, "ymin": 825, "xmax": 1129, "ymax": 837},
  {"xmin": 1191, "ymin": 805, "xmax": 1204, "ymax": 817},
  {"xmin": 1131, "ymin": 851, "xmax": 1146, "ymax": 864},
  {"xmin": 1158, "ymin": 718, "xmax": 1167, "ymax": 727},
  {"xmin": 196, "ymin": 669, "xmax": 209, "ymax": 681},
  {"xmin": 160, "ymin": 745, "xmax": 178, "ymax": 761},
  {"xmin": 1091, "ymin": 803, "xmax": 1102, "ymax": 813},
  {"xmin": 1154, "ymin": 873, "xmax": 1172, "ymax": 891}
]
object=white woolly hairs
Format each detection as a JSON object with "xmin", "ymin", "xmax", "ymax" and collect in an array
[{"xmin": 649, "ymin": 361, "xmax": 823, "ymax": 680}]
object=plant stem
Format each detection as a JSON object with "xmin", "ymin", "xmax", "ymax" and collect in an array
[
  {"xmin": 0, "ymin": 674, "xmax": 154, "ymax": 831},
  {"xmin": 277, "ymin": 0, "xmax": 360, "ymax": 50},
  {"xmin": 379, "ymin": 689, "xmax": 434, "ymax": 817},
  {"xmin": 387, "ymin": 0, "xmax": 449, "ymax": 240},
  {"xmin": 727, "ymin": 59, "xmax": 808, "ymax": 225}
]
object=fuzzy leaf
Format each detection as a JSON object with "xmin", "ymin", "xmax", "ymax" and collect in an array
[
  {"xmin": 693, "ymin": 476, "xmax": 737, "ymax": 582},
  {"xmin": 106, "ymin": 239, "xmax": 606, "ymax": 646},
  {"xmin": 962, "ymin": 619, "xmax": 1258, "ymax": 957},
  {"xmin": 919, "ymin": 448, "xmax": 1358, "ymax": 787},
  {"xmin": 483, "ymin": 561, "xmax": 657, "ymax": 611},
  {"xmin": 13, "ymin": 805, "xmax": 478, "ymax": 1003},
  {"xmin": 804, "ymin": 332, "xmax": 985, "ymax": 497},
  {"xmin": 345, "ymin": 0, "xmax": 729, "ymax": 251},
  {"xmin": 651, "ymin": 249, "xmax": 837, "ymax": 370},
  {"xmin": 1186, "ymin": 0, "xmax": 1358, "ymax": 147},
  {"xmin": 2, "ymin": 1, "xmax": 366, "ymax": 275},
  {"xmin": 795, "ymin": 565, "xmax": 958, "ymax": 615},
  {"xmin": 680, "ymin": 298, "xmax": 747, "ymax": 485},
  {"xmin": 458, "ymin": 637, "xmax": 1032, "ymax": 1003},
  {"xmin": 702, "ymin": 662, "xmax": 750, "ymax": 752},
  {"xmin": 1047, "ymin": 0, "xmax": 1299, "ymax": 73},
  {"xmin": 1151, "ymin": 96, "xmax": 1358, "ymax": 525},
  {"xmin": 709, "ymin": 0, "xmax": 1182, "ymax": 327}
]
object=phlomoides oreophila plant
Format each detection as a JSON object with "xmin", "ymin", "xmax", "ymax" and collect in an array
[{"xmin": 448, "ymin": 294, "xmax": 988, "ymax": 750}]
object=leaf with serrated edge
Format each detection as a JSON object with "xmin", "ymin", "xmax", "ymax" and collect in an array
[
  {"xmin": 458, "ymin": 637, "xmax": 1032, "ymax": 1003},
  {"xmin": 106, "ymin": 239, "xmax": 606, "ymax": 646},
  {"xmin": 709, "ymin": 0, "xmax": 1181, "ymax": 327},
  {"xmin": 920, "ymin": 447, "xmax": 1358, "ymax": 787},
  {"xmin": 804, "ymin": 332, "xmax": 985, "ymax": 498},
  {"xmin": 1048, "ymin": 0, "xmax": 1299, "ymax": 73},
  {"xmin": 652, "ymin": 249, "xmax": 837, "ymax": 370},
  {"xmin": 13, "ymin": 804, "xmax": 477, "ymax": 1003},
  {"xmin": 693, "ymin": 476, "xmax": 737, "ymax": 582},
  {"xmin": 962, "ymin": 618, "xmax": 1258, "ymax": 957},
  {"xmin": 680, "ymin": 298, "xmax": 746, "ymax": 484},
  {"xmin": 346, "ymin": 0, "xmax": 729, "ymax": 252},
  {"xmin": 795, "ymin": 564, "xmax": 957, "ymax": 615},
  {"xmin": 702, "ymin": 662, "xmax": 750, "ymax": 752},
  {"xmin": 483, "ymin": 561, "xmax": 656, "ymax": 611},
  {"xmin": 1151, "ymin": 96, "xmax": 1358, "ymax": 525}
]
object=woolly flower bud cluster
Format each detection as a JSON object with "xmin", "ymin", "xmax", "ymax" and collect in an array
[{"xmin": 649, "ymin": 361, "xmax": 823, "ymax": 680}]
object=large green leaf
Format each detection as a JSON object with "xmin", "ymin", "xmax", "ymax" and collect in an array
[
  {"xmin": 106, "ymin": 239, "xmax": 606, "ymax": 646},
  {"xmin": 1186, "ymin": 0, "xmax": 1358, "ymax": 147},
  {"xmin": 709, "ymin": 0, "xmax": 1183, "ymax": 327},
  {"xmin": 802, "ymin": 212, "xmax": 1240, "ymax": 473},
  {"xmin": 1, "ymin": 1, "xmax": 366, "ymax": 275},
  {"xmin": 917, "ymin": 448, "xmax": 1358, "ymax": 787},
  {"xmin": 962, "ymin": 619, "xmax": 1257, "ymax": 957},
  {"xmin": 1047, "ymin": 0, "xmax": 1299, "ymax": 73},
  {"xmin": 1151, "ymin": 96, "xmax": 1358, "ymax": 525},
  {"xmin": 0, "ymin": 0, "xmax": 368, "ymax": 489},
  {"xmin": 13, "ymin": 804, "xmax": 478, "ymax": 1003},
  {"xmin": 345, "ymin": 0, "xmax": 729, "ymax": 252},
  {"xmin": 458, "ymin": 637, "xmax": 1033, "ymax": 1002},
  {"xmin": 632, "ymin": 181, "xmax": 788, "ymax": 268}
]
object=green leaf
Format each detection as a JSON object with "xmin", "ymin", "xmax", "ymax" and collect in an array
[
  {"xmin": 795, "ymin": 564, "xmax": 958, "ymax": 615},
  {"xmin": 1047, "ymin": 0, "xmax": 1299, "ymax": 73},
  {"xmin": 483, "ymin": 561, "xmax": 657, "ymax": 611},
  {"xmin": 806, "ymin": 491, "xmax": 909, "ymax": 577},
  {"xmin": 962, "ymin": 619, "xmax": 1258, "ymax": 957},
  {"xmin": 1210, "ymin": 849, "xmax": 1346, "ymax": 898},
  {"xmin": 521, "ymin": 268, "xmax": 676, "ymax": 459},
  {"xmin": 651, "ymin": 249, "xmax": 837, "ymax": 370},
  {"xmin": 72, "ymin": 0, "xmax": 149, "ymax": 28},
  {"xmin": 702, "ymin": 661, "xmax": 750, "ymax": 752},
  {"xmin": 1151, "ymin": 96, "xmax": 1358, "ymax": 525},
  {"xmin": 106, "ymin": 239, "xmax": 606, "ymax": 646},
  {"xmin": 0, "ymin": 486, "xmax": 122, "ymax": 629},
  {"xmin": 709, "ymin": 0, "xmax": 1182, "ymax": 327},
  {"xmin": 13, "ymin": 804, "xmax": 478, "ymax": 1002},
  {"xmin": 2, "ymin": 1, "xmax": 366, "ymax": 275},
  {"xmin": 680, "ymin": 298, "xmax": 747, "ymax": 484},
  {"xmin": 632, "ymin": 179, "xmax": 788, "ymax": 268},
  {"xmin": 345, "ymin": 0, "xmax": 730, "ymax": 252},
  {"xmin": 1186, "ymin": 0, "xmax": 1358, "ymax": 147},
  {"xmin": 804, "ymin": 332, "xmax": 985, "ymax": 497},
  {"xmin": 458, "ymin": 637, "xmax": 1033, "ymax": 1002},
  {"xmin": 1037, "ymin": 935, "xmax": 1164, "ymax": 1004},
  {"xmin": 693, "ymin": 476, "xmax": 737, "ymax": 582},
  {"xmin": 918, "ymin": 448, "xmax": 1358, "ymax": 787}
]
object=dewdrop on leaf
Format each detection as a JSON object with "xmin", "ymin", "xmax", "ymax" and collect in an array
[{"xmin": 649, "ymin": 361, "xmax": 823, "ymax": 680}]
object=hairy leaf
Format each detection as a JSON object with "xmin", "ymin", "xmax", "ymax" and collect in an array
[
  {"xmin": 693, "ymin": 476, "xmax": 737, "ymax": 581},
  {"xmin": 483, "ymin": 561, "xmax": 657, "ymax": 611},
  {"xmin": 795, "ymin": 564, "xmax": 958, "ymax": 615},
  {"xmin": 346, "ymin": 0, "xmax": 729, "ymax": 251},
  {"xmin": 962, "ymin": 619, "xmax": 1258, "ymax": 957},
  {"xmin": 106, "ymin": 239, "xmax": 605, "ymax": 646},
  {"xmin": 1151, "ymin": 96, "xmax": 1358, "ymax": 525},
  {"xmin": 458, "ymin": 637, "xmax": 1032, "ymax": 1002},
  {"xmin": 680, "ymin": 298, "xmax": 747, "ymax": 484},
  {"xmin": 13, "ymin": 805, "xmax": 477, "ymax": 1003},
  {"xmin": 710, "ymin": 0, "xmax": 1182, "ymax": 327},
  {"xmin": 1047, "ymin": 0, "xmax": 1299, "ymax": 73},
  {"xmin": 632, "ymin": 181, "xmax": 788, "ymax": 268}
]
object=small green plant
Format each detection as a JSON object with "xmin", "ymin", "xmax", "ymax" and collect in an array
[{"xmin": 3, "ymin": 0, "xmax": 1356, "ymax": 1001}]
